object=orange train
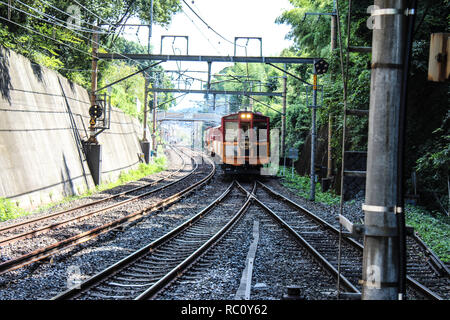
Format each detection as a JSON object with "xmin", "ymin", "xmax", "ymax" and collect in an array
[{"xmin": 204, "ymin": 111, "xmax": 270, "ymax": 174}]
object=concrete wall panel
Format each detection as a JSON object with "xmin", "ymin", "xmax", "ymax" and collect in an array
[{"xmin": 0, "ymin": 47, "xmax": 144, "ymax": 210}]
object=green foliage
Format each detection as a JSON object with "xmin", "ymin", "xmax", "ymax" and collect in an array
[
  {"xmin": 0, "ymin": 197, "xmax": 27, "ymax": 221},
  {"xmin": 98, "ymin": 155, "xmax": 167, "ymax": 192},
  {"xmin": 277, "ymin": 166, "xmax": 340, "ymax": 205},
  {"xmin": 0, "ymin": 155, "xmax": 167, "ymax": 222},
  {"xmin": 405, "ymin": 205, "xmax": 450, "ymax": 262},
  {"xmin": 277, "ymin": 0, "xmax": 450, "ymax": 214},
  {"xmin": 0, "ymin": 0, "xmax": 180, "ymax": 123}
]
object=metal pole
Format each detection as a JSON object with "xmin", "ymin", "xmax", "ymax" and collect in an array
[
  {"xmin": 331, "ymin": 15, "xmax": 337, "ymax": 50},
  {"xmin": 282, "ymin": 65, "xmax": 287, "ymax": 174},
  {"xmin": 327, "ymin": 114, "xmax": 333, "ymax": 178},
  {"xmin": 362, "ymin": 0, "xmax": 406, "ymax": 300},
  {"xmin": 152, "ymin": 90, "xmax": 157, "ymax": 153},
  {"xmin": 88, "ymin": 24, "xmax": 99, "ymax": 143},
  {"xmin": 149, "ymin": 0, "xmax": 154, "ymax": 54},
  {"xmin": 309, "ymin": 67, "xmax": 317, "ymax": 201},
  {"xmin": 143, "ymin": 77, "xmax": 149, "ymax": 141}
]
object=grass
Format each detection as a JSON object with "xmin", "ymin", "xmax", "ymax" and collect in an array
[
  {"xmin": 277, "ymin": 166, "xmax": 340, "ymax": 206},
  {"xmin": 405, "ymin": 205, "xmax": 450, "ymax": 263},
  {"xmin": 0, "ymin": 155, "xmax": 167, "ymax": 223},
  {"xmin": 277, "ymin": 166, "xmax": 449, "ymax": 263}
]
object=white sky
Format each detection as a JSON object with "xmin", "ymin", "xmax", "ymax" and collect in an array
[{"xmin": 124, "ymin": 0, "xmax": 294, "ymax": 110}]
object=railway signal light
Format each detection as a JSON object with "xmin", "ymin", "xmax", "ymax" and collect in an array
[
  {"xmin": 89, "ymin": 104, "xmax": 103, "ymax": 119},
  {"xmin": 314, "ymin": 59, "xmax": 329, "ymax": 75}
]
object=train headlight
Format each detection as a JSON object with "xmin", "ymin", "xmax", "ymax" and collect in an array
[{"xmin": 240, "ymin": 113, "xmax": 252, "ymax": 120}]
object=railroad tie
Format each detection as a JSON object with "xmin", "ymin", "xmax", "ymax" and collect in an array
[{"xmin": 234, "ymin": 220, "xmax": 260, "ymax": 300}]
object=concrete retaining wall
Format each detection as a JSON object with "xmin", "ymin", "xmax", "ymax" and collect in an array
[{"xmin": 0, "ymin": 47, "xmax": 144, "ymax": 210}]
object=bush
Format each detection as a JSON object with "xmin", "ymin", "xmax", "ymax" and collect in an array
[
  {"xmin": 277, "ymin": 166, "xmax": 340, "ymax": 205},
  {"xmin": 405, "ymin": 205, "xmax": 450, "ymax": 262},
  {"xmin": 0, "ymin": 197, "xmax": 26, "ymax": 222},
  {"xmin": 0, "ymin": 155, "xmax": 168, "ymax": 223}
]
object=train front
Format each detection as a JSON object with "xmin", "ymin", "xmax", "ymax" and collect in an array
[{"xmin": 221, "ymin": 111, "xmax": 270, "ymax": 175}]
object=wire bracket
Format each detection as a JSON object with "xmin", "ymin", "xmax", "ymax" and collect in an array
[{"xmin": 371, "ymin": 8, "xmax": 416, "ymax": 17}]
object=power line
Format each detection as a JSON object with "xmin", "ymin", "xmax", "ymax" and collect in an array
[
  {"xmin": 181, "ymin": 8, "xmax": 222, "ymax": 55},
  {"xmin": 0, "ymin": 14, "xmax": 97, "ymax": 59},
  {"xmin": 14, "ymin": 0, "xmax": 111, "ymax": 35},
  {"xmin": 3, "ymin": 1, "xmax": 151, "ymax": 75},
  {"xmin": 72, "ymin": 0, "xmax": 111, "ymax": 27},
  {"xmin": 38, "ymin": 0, "xmax": 112, "ymax": 34},
  {"xmin": 181, "ymin": 0, "xmax": 245, "ymax": 48}
]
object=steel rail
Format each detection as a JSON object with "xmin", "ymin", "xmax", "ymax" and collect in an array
[
  {"xmin": 53, "ymin": 180, "xmax": 249, "ymax": 300},
  {"xmin": 410, "ymin": 233, "xmax": 450, "ymax": 277},
  {"xmin": 235, "ymin": 181, "xmax": 360, "ymax": 295},
  {"xmin": 136, "ymin": 184, "xmax": 254, "ymax": 300},
  {"xmin": 0, "ymin": 148, "xmax": 196, "ymax": 246},
  {"xmin": 256, "ymin": 181, "xmax": 444, "ymax": 300},
  {"xmin": 0, "ymin": 152, "xmax": 216, "ymax": 276},
  {"xmin": 0, "ymin": 146, "xmax": 187, "ymax": 241}
]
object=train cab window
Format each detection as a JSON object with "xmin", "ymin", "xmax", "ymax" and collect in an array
[
  {"xmin": 224, "ymin": 121, "xmax": 238, "ymax": 142},
  {"xmin": 254, "ymin": 122, "xmax": 268, "ymax": 142},
  {"xmin": 240, "ymin": 122, "xmax": 250, "ymax": 140}
]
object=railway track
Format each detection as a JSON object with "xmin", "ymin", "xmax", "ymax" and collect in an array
[
  {"xmin": 155, "ymin": 181, "xmax": 358, "ymax": 300},
  {"xmin": 0, "ymin": 146, "xmax": 190, "ymax": 247},
  {"xmin": 0, "ymin": 147, "xmax": 216, "ymax": 275},
  {"xmin": 254, "ymin": 181, "xmax": 449, "ymax": 300},
  {"xmin": 52, "ymin": 181, "xmax": 251, "ymax": 300}
]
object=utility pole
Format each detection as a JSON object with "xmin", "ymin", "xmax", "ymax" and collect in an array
[
  {"xmin": 362, "ymin": 0, "xmax": 407, "ymax": 300},
  {"xmin": 152, "ymin": 89, "xmax": 157, "ymax": 155},
  {"xmin": 309, "ymin": 65, "xmax": 318, "ymax": 201},
  {"xmin": 140, "ymin": 77, "xmax": 151, "ymax": 163},
  {"xmin": 282, "ymin": 65, "xmax": 287, "ymax": 171},
  {"xmin": 328, "ymin": 4, "xmax": 336, "ymax": 178},
  {"xmin": 328, "ymin": 0, "xmax": 337, "ymax": 178},
  {"xmin": 89, "ymin": 25, "xmax": 99, "ymax": 142},
  {"xmin": 327, "ymin": 114, "xmax": 333, "ymax": 178},
  {"xmin": 331, "ymin": 0, "xmax": 337, "ymax": 50},
  {"xmin": 84, "ymin": 24, "xmax": 102, "ymax": 186}
]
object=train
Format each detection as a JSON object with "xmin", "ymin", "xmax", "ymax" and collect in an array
[{"xmin": 204, "ymin": 111, "xmax": 270, "ymax": 175}]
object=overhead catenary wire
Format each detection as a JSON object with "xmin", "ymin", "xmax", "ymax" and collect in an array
[
  {"xmin": 2, "ymin": 0, "xmax": 153, "ymax": 77},
  {"xmin": 38, "ymin": 0, "xmax": 113, "ymax": 34},
  {"xmin": 13, "ymin": 0, "xmax": 112, "ymax": 35},
  {"xmin": 181, "ymin": 8, "xmax": 222, "ymax": 55},
  {"xmin": 0, "ymin": 14, "xmax": 98, "ymax": 59},
  {"xmin": 181, "ymin": 0, "xmax": 246, "ymax": 49}
]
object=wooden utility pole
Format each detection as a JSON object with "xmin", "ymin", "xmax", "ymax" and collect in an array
[
  {"xmin": 328, "ymin": 5, "xmax": 337, "ymax": 178},
  {"xmin": 88, "ymin": 25, "xmax": 99, "ymax": 143},
  {"xmin": 85, "ymin": 24, "xmax": 102, "ymax": 185},
  {"xmin": 90, "ymin": 27, "xmax": 99, "ymax": 108},
  {"xmin": 362, "ymin": 0, "xmax": 406, "ymax": 300}
]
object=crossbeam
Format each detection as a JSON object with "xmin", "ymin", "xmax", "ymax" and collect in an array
[
  {"xmin": 147, "ymin": 88, "xmax": 283, "ymax": 96},
  {"xmin": 97, "ymin": 53, "xmax": 319, "ymax": 64}
]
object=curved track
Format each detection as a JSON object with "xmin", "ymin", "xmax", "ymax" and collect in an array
[
  {"xmin": 0, "ymin": 147, "xmax": 215, "ymax": 275},
  {"xmin": 0, "ymin": 146, "xmax": 189, "ymax": 246}
]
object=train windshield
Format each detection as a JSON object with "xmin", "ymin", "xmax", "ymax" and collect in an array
[
  {"xmin": 254, "ymin": 121, "xmax": 268, "ymax": 142},
  {"xmin": 224, "ymin": 121, "xmax": 238, "ymax": 142},
  {"xmin": 240, "ymin": 122, "xmax": 250, "ymax": 140}
]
